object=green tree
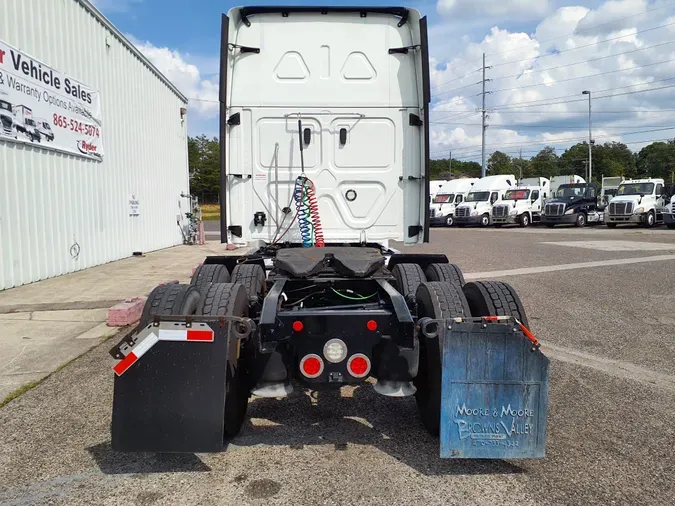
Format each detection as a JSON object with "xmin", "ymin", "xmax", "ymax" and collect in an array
[
  {"xmin": 188, "ymin": 135, "xmax": 220, "ymax": 201},
  {"xmin": 487, "ymin": 151, "xmax": 513, "ymax": 175},
  {"xmin": 558, "ymin": 143, "xmax": 590, "ymax": 177},
  {"xmin": 636, "ymin": 141, "xmax": 675, "ymax": 179},
  {"xmin": 530, "ymin": 146, "xmax": 559, "ymax": 178}
]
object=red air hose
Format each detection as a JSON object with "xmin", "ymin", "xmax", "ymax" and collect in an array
[{"xmin": 305, "ymin": 179, "xmax": 325, "ymax": 247}]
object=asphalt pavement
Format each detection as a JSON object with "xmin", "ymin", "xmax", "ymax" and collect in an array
[{"xmin": 1, "ymin": 225, "xmax": 674, "ymax": 505}]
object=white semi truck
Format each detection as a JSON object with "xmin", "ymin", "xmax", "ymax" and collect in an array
[
  {"xmin": 0, "ymin": 97, "xmax": 16, "ymax": 138},
  {"xmin": 664, "ymin": 195, "xmax": 675, "ymax": 229},
  {"xmin": 430, "ymin": 180, "xmax": 447, "ymax": 200},
  {"xmin": 550, "ymin": 174, "xmax": 585, "ymax": 195},
  {"xmin": 605, "ymin": 178, "xmax": 667, "ymax": 228},
  {"xmin": 454, "ymin": 174, "xmax": 515, "ymax": 227},
  {"xmin": 429, "ymin": 178, "xmax": 478, "ymax": 226},
  {"xmin": 108, "ymin": 6, "xmax": 549, "ymax": 460},
  {"xmin": 492, "ymin": 178, "xmax": 550, "ymax": 227},
  {"xmin": 599, "ymin": 176, "xmax": 624, "ymax": 209},
  {"xmin": 13, "ymin": 105, "xmax": 41, "ymax": 142}
]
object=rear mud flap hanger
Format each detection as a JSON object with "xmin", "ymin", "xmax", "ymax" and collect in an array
[{"xmin": 238, "ymin": 7, "xmax": 410, "ymax": 28}]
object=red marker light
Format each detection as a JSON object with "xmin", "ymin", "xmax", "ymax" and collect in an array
[
  {"xmin": 347, "ymin": 354, "xmax": 371, "ymax": 378},
  {"xmin": 292, "ymin": 320, "xmax": 304, "ymax": 332},
  {"xmin": 366, "ymin": 320, "xmax": 378, "ymax": 331},
  {"xmin": 300, "ymin": 354, "xmax": 324, "ymax": 378}
]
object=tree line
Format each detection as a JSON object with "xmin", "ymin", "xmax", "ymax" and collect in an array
[
  {"xmin": 189, "ymin": 135, "xmax": 675, "ymax": 202},
  {"xmin": 431, "ymin": 140, "xmax": 675, "ymax": 182}
]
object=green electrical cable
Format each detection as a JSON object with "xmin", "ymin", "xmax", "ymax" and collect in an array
[{"xmin": 331, "ymin": 288, "xmax": 378, "ymax": 301}]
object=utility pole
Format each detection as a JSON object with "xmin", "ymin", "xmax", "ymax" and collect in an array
[
  {"xmin": 517, "ymin": 147, "xmax": 523, "ymax": 181},
  {"xmin": 582, "ymin": 90, "xmax": 592, "ymax": 181},
  {"xmin": 481, "ymin": 53, "xmax": 491, "ymax": 178},
  {"xmin": 448, "ymin": 150, "xmax": 452, "ymax": 176}
]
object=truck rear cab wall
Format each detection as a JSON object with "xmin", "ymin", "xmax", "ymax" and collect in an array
[{"xmin": 221, "ymin": 8, "xmax": 429, "ymax": 246}]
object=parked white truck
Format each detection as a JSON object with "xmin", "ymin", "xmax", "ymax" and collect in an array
[
  {"xmin": 664, "ymin": 195, "xmax": 675, "ymax": 229},
  {"xmin": 492, "ymin": 178, "xmax": 550, "ymax": 227},
  {"xmin": 605, "ymin": 178, "xmax": 667, "ymax": 228},
  {"xmin": 0, "ymin": 97, "xmax": 16, "ymax": 138},
  {"xmin": 430, "ymin": 180, "xmax": 447, "ymax": 200},
  {"xmin": 429, "ymin": 178, "xmax": 478, "ymax": 227},
  {"xmin": 13, "ymin": 105, "xmax": 41, "ymax": 142},
  {"xmin": 599, "ymin": 176, "xmax": 624, "ymax": 209},
  {"xmin": 454, "ymin": 174, "xmax": 515, "ymax": 227}
]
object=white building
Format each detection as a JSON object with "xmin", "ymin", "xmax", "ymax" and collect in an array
[{"xmin": 0, "ymin": 0, "xmax": 190, "ymax": 289}]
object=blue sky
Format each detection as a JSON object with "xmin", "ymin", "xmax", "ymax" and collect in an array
[{"xmin": 92, "ymin": 0, "xmax": 675, "ymax": 161}]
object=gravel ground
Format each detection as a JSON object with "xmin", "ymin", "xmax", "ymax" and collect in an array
[{"xmin": 1, "ymin": 227, "xmax": 674, "ymax": 505}]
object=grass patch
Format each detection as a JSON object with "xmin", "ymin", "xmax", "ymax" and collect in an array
[
  {"xmin": 201, "ymin": 204, "xmax": 220, "ymax": 221},
  {"xmin": 0, "ymin": 380, "xmax": 42, "ymax": 408}
]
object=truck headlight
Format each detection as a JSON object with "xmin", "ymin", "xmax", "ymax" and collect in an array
[
  {"xmin": 509, "ymin": 209, "xmax": 518, "ymax": 216},
  {"xmin": 564, "ymin": 208, "xmax": 575, "ymax": 215},
  {"xmin": 633, "ymin": 207, "xmax": 644, "ymax": 214},
  {"xmin": 471, "ymin": 210, "xmax": 479, "ymax": 217}
]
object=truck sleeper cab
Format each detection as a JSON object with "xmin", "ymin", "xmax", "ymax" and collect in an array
[
  {"xmin": 454, "ymin": 175, "xmax": 515, "ymax": 227},
  {"xmin": 541, "ymin": 182, "xmax": 601, "ymax": 228},
  {"xmin": 429, "ymin": 178, "xmax": 478, "ymax": 227},
  {"xmin": 605, "ymin": 178, "xmax": 666, "ymax": 228},
  {"xmin": 492, "ymin": 184, "xmax": 547, "ymax": 227}
]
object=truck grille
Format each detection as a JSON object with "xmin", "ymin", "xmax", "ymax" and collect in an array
[
  {"xmin": 545, "ymin": 203, "xmax": 565, "ymax": 216},
  {"xmin": 609, "ymin": 202, "xmax": 633, "ymax": 215},
  {"xmin": 492, "ymin": 206, "xmax": 508, "ymax": 218},
  {"xmin": 456, "ymin": 207, "xmax": 470, "ymax": 218}
]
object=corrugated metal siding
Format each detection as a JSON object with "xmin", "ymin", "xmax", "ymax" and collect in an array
[{"xmin": 0, "ymin": 0, "xmax": 190, "ymax": 290}]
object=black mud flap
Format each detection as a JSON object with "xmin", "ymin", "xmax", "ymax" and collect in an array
[
  {"xmin": 111, "ymin": 322, "xmax": 228, "ymax": 453},
  {"xmin": 439, "ymin": 321, "xmax": 549, "ymax": 459}
]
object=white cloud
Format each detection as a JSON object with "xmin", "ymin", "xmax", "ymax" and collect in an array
[
  {"xmin": 437, "ymin": 0, "xmax": 550, "ymax": 21},
  {"xmin": 91, "ymin": 0, "xmax": 142, "ymax": 14},
  {"xmin": 428, "ymin": 0, "xmax": 675, "ymax": 160},
  {"xmin": 126, "ymin": 36, "xmax": 220, "ymax": 120}
]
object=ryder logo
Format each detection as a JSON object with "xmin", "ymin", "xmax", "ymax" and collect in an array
[
  {"xmin": 77, "ymin": 140, "xmax": 98, "ymax": 155},
  {"xmin": 0, "ymin": 49, "xmax": 5, "ymax": 64}
]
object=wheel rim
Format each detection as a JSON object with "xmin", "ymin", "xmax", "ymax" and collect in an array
[
  {"xmin": 579, "ymin": 215, "xmax": 585, "ymax": 225},
  {"xmin": 523, "ymin": 215, "xmax": 529, "ymax": 226},
  {"xmin": 446, "ymin": 216, "xmax": 453, "ymax": 226},
  {"xmin": 649, "ymin": 214, "xmax": 654, "ymax": 226},
  {"xmin": 482, "ymin": 215, "xmax": 489, "ymax": 226}
]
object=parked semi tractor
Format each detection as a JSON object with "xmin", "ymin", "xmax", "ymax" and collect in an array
[
  {"xmin": 599, "ymin": 176, "xmax": 624, "ymax": 209},
  {"xmin": 605, "ymin": 178, "xmax": 667, "ymax": 228},
  {"xmin": 109, "ymin": 6, "xmax": 548, "ymax": 459},
  {"xmin": 541, "ymin": 181, "xmax": 602, "ymax": 227},
  {"xmin": 492, "ymin": 179, "xmax": 549, "ymax": 227},
  {"xmin": 430, "ymin": 180, "xmax": 447, "ymax": 200},
  {"xmin": 454, "ymin": 174, "xmax": 515, "ymax": 227},
  {"xmin": 664, "ymin": 195, "xmax": 675, "ymax": 229},
  {"xmin": 13, "ymin": 105, "xmax": 41, "ymax": 142},
  {"xmin": 429, "ymin": 178, "xmax": 477, "ymax": 227}
]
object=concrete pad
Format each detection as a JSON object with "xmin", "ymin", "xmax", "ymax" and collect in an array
[
  {"xmin": 75, "ymin": 322, "xmax": 121, "ymax": 341},
  {"xmin": 30, "ymin": 309, "xmax": 108, "ymax": 323},
  {"xmin": 0, "ymin": 312, "xmax": 31, "ymax": 321},
  {"xmin": 543, "ymin": 240, "xmax": 675, "ymax": 251},
  {"xmin": 0, "ymin": 320, "xmax": 115, "ymax": 401}
]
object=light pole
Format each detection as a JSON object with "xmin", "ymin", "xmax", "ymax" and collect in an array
[{"xmin": 582, "ymin": 90, "xmax": 592, "ymax": 182}]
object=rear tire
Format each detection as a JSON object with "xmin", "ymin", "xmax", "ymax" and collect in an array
[
  {"xmin": 230, "ymin": 264, "xmax": 266, "ymax": 306},
  {"xmin": 391, "ymin": 263, "xmax": 426, "ymax": 303},
  {"xmin": 139, "ymin": 283, "xmax": 201, "ymax": 327},
  {"xmin": 414, "ymin": 282, "xmax": 471, "ymax": 436},
  {"xmin": 463, "ymin": 281, "xmax": 528, "ymax": 327},
  {"xmin": 424, "ymin": 263, "xmax": 465, "ymax": 286},
  {"xmin": 198, "ymin": 283, "xmax": 251, "ymax": 438},
  {"xmin": 191, "ymin": 264, "xmax": 231, "ymax": 290}
]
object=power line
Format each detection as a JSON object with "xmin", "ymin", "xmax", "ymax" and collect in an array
[
  {"xmin": 484, "ymin": 1, "xmax": 675, "ymax": 59},
  {"xmin": 489, "ymin": 40, "xmax": 675, "ymax": 83},
  {"xmin": 431, "ymin": 68, "xmax": 481, "ymax": 90},
  {"xmin": 433, "ymin": 80, "xmax": 483, "ymax": 98},
  {"xmin": 432, "ymin": 122, "xmax": 672, "ymax": 129},
  {"xmin": 487, "ymin": 57, "xmax": 675, "ymax": 95},
  {"xmin": 489, "ymin": 21, "xmax": 675, "ymax": 69}
]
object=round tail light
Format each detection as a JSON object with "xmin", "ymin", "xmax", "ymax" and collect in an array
[
  {"xmin": 300, "ymin": 354, "xmax": 324, "ymax": 378},
  {"xmin": 347, "ymin": 354, "xmax": 371, "ymax": 378}
]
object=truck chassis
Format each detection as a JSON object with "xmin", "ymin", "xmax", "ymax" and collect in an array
[{"xmin": 110, "ymin": 244, "xmax": 548, "ymax": 459}]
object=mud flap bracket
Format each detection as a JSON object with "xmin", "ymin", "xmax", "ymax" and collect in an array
[{"xmin": 438, "ymin": 321, "xmax": 549, "ymax": 459}]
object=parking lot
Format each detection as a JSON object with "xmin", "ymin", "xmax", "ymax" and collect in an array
[{"xmin": 1, "ymin": 225, "xmax": 674, "ymax": 506}]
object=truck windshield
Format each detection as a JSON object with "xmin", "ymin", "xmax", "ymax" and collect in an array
[
  {"xmin": 433, "ymin": 193, "xmax": 454, "ymax": 203},
  {"xmin": 42, "ymin": 122, "xmax": 52, "ymax": 130},
  {"xmin": 555, "ymin": 185, "xmax": 586, "ymax": 198},
  {"xmin": 465, "ymin": 191, "xmax": 490, "ymax": 202},
  {"xmin": 504, "ymin": 190, "xmax": 530, "ymax": 200},
  {"xmin": 25, "ymin": 119, "xmax": 36, "ymax": 126},
  {"xmin": 618, "ymin": 183, "xmax": 654, "ymax": 196},
  {"xmin": 0, "ymin": 101, "xmax": 11, "ymax": 112}
]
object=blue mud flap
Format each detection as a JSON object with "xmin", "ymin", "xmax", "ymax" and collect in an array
[
  {"xmin": 111, "ymin": 323, "xmax": 228, "ymax": 453},
  {"xmin": 440, "ymin": 322, "xmax": 549, "ymax": 459}
]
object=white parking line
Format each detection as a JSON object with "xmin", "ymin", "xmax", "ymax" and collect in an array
[
  {"xmin": 465, "ymin": 254, "xmax": 675, "ymax": 279},
  {"xmin": 542, "ymin": 342, "xmax": 675, "ymax": 390}
]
